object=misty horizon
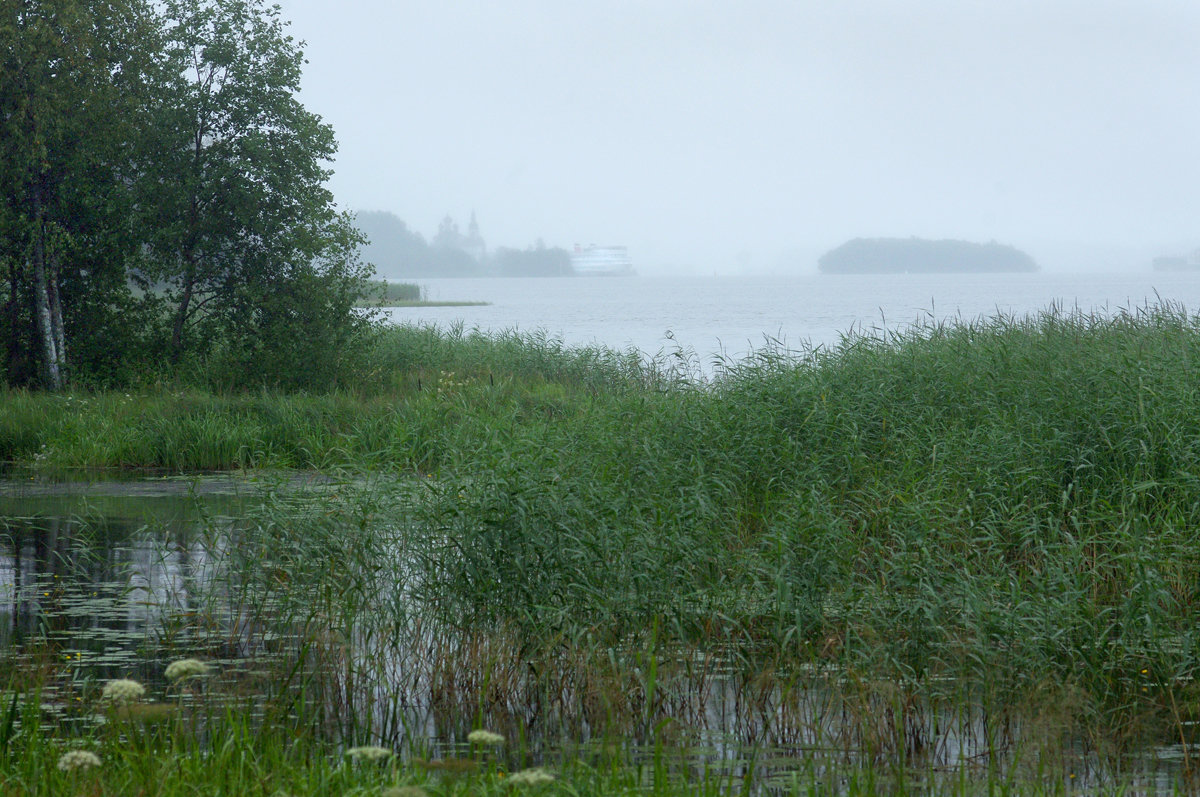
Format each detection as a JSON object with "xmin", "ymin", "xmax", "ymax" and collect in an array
[
  {"xmin": 353, "ymin": 207, "xmax": 1192, "ymax": 276},
  {"xmin": 274, "ymin": 0, "xmax": 1199, "ymax": 275}
]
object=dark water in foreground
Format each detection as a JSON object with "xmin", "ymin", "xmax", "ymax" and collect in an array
[
  {"xmin": 2, "ymin": 475, "xmax": 1195, "ymax": 793},
  {"xmin": 1, "ymin": 476, "xmax": 233, "ymax": 653}
]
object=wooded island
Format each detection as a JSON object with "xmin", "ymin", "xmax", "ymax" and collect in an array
[{"xmin": 819, "ymin": 237, "xmax": 1038, "ymax": 274}]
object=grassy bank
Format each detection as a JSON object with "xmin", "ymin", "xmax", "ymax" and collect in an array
[
  {"xmin": 5, "ymin": 305, "xmax": 1200, "ymax": 790},
  {"xmin": 0, "ymin": 324, "xmax": 651, "ymax": 472},
  {"xmin": 0, "ymin": 686, "xmax": 749, "ymax": 797}
]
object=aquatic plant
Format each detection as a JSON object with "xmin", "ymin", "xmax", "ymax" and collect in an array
[
  {"xmin": 346, "ymin": 745, "xmax": 392, "ymax": 762},
  {"xmin": 164, "ymin": 658, "xmax": 210, "ymax": 681},
  {"xmin": 467, "ymin": 729, "xmax": 505, "ymax": 747},
  {"xmin": 506, "ymin": 767, "xmax": 556, "ymax": 786},
  {"xmin": 101, "ymin": 679, "xmax": 145, "ymax": 705},
  {"xmin": 381, "ymin": 787, "xmax": 429, "ymax": 797},
  {"xmin": 8, "ymin": 304, "xmax": 1200, "ymax": 792},
  {"xmin": 56, "ymin": 749, "xmax": 101, "ymax": 771}
]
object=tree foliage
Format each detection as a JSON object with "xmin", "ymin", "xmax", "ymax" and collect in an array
[
  {"xmin": 491, "ymin": 244, "xmax": 572, "ymax": 277},
  {"xmin": 0, "ymin": 0, "xmax": 374, "ymax": 390}
]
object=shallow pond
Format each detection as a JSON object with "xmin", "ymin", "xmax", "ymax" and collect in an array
[
  {"xmin": 0, "ymin": 472, "xmax": 349, "ymax": 697},
  {"xmin": 3, "ymin": 474, "xmax": 231, "ymax": 651}
]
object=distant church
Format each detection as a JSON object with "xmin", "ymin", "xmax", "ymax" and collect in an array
[
  {"xmin": 463, "ymin": 211, "xmax": 486, "ymax": 263},
  {"xmin": 433, "ymin": 210, "xmax": 487, "ymax": 263}
]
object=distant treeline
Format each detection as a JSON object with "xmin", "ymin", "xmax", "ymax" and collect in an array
[
  {"xmin": 356, "ymin": 210, "xmax": 573, "ymax": 278},
  {"xmin": 819, "ymin": 238, "xmax": 1038, "ymax": 274}
]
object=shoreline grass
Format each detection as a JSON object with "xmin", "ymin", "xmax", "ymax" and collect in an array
[
  {"xmin": 377, "ymin": 299, "xmax": 491, "ymax": 307},
  {"xmin": 356, "ymin": 279, "xmax": 490, "ymax": 308}
]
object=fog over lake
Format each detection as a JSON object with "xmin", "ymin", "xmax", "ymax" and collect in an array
[{"xmin": 275, "ymin": 0, "xmax": 1199, "ymax": 275}]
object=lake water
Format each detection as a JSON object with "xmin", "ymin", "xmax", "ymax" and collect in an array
[
  {"xmin": 386, "ymin": 271, "xmax": 1200, "ymax": 368},
  {"xmin": 0, "ymin": 477, "xmax": 257, "ymax": 655}
]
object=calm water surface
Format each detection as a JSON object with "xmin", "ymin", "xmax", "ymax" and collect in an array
[
  {"xmin": 0, "ymin": 477, "xmax": 257, "ymax": 655},
  {"xmin": 389, "ymin": 272, "xmax": 1200, "ymax": 367}
]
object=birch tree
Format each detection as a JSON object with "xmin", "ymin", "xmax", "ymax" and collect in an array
[{"xmin": 0, "ymin": 0, "xmax": 157, "ymax": 388}]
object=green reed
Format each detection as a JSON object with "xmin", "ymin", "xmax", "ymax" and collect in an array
[
  {"xmin": 382, "ymin": 304, "xmax": 1200, "ymax": 755},
  {"xmin": 0, "ymin": 324, "xmax": 655, "ymax": 472},
  {"xmin": 360, "ymin": 279, "xmax": 423, "ymax": 305}
]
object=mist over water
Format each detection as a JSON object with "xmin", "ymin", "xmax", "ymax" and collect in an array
[
  {"xmin": 275, "ymin": 1, "xmax": 1200, "ymax": 274},
  {"xmin": 387, "ymin": 272, "xmax": 1200, "ymax": 369}
]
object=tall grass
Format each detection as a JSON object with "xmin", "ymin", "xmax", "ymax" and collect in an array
[
  {"xmin": 389, "ymin": 305, "xmax": 1200, "ymax": 754},
  {"xmin": 366, "ymin": 279, "xmax": 423, "ymax": 304}
]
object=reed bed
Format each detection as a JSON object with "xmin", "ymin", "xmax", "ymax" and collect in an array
[
  {"xmin": 359, "ymin": 279, "xmax": 424, "ymax": 305},
  {"xmin": 6, "ymin": 304, "xmax": 1200, "ymax": 791}
]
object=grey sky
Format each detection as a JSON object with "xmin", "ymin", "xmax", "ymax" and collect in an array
[{"xmin": 274, "ymin": 0, "xmax": 1199, "ymax": 272}]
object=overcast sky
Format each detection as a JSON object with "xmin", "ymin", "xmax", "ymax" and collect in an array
[{"xmin": 273, "ymin": 0, "xmax": 1199, "ymax": 272}]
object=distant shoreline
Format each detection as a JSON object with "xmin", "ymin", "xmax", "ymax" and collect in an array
[
  {"xmin": 363, "ymin": 299, "xmax": 490, "ymax": 308},
  {"xmin": 356, "ymin": 279, "xmax": 488, "ymax": 307}
]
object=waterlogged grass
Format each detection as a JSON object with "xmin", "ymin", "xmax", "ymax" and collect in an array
[
  {"xmin": 6, "ymin": 305, "xmax": 1200, "ymax": 791},
  {"xmin": 363, "ymin": 279, "xmax": 424, "ymax": 304},
  {"xmin": 1, "ymin": 665, "xmax": 1182, "ymax": 796},
  {"xmin": 1, "ymin": 677, "xmax": 593, "ymax": 796}
]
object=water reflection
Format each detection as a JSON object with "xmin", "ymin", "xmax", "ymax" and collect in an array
[{"xmin": 0, "ymin": 479, "xmax": 246, "ymax": 672}]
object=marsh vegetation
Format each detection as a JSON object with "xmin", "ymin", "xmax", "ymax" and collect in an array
[{"xmin": 4, "ymin": 305, "xmax": 1200, "ymax": 793}]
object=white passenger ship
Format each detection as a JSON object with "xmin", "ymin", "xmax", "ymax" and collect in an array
[
  {"xmin": 570, "ymin": 244, "xmax": 634, "ymax": 276},
  {"xmin": 1153, "ymin": 249, "xmax": 1200, "ymax": 271}
]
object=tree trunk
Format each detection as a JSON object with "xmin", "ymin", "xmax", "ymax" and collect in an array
[
  {"xmin": 31, "ymin": 199, "xmax": 61, "ymax": 390},
  {"xmin": 170, "ymin": 271, "xmax": 194, "ymax": 363},
  {"xmin": 4, "ymin": 257, "xmax": 21, "ymax": 381},
  {"xmin": 47, "ymin": 248, "xmax": 65, "ymax": 370},
  {"xmin": 170, "ymin": 127, "xmax": 206, "ymax": 365}
]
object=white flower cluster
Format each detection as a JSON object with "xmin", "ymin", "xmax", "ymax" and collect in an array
[
  {"xmin": 467, "ymin": 729, "xmax": 505, "ymax": 746},
  {"xmin": 165, "ymin": 658, "xmax": 210, "ymax": 681},
  {"xmin": 506, "ymin": 767, "xmax": 556, "ymax": 786},
  {"xmin": 436, "ymin": 370, "xmax": 472, "ymax": 397},
  {"xmin": 381, "ymin": 787, "xmax": 428, "ymax": 797},
  {"xmin": 101, "ymin": 678, "xmax": 145, "ymax": 705},
  {"xmin": 346, "ymin": 745, "xmax": 392, "ymax": 762},
  {"xmin": 57, "ymin": 749, "xmax": 101, "ymax": 772}
]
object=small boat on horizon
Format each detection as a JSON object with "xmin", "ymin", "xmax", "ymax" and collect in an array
[{"xmin": 570, "ymin": 244, "xmax": 635, "ymax": 276}]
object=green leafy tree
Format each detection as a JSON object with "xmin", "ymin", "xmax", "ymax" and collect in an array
[
  {"xmin": 1, "ymin": 0, "xmax": 373, "ymax": 390},
  {"xmin": 138, "ymin": 0, "xmax": 373, "ymax": 383}
]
